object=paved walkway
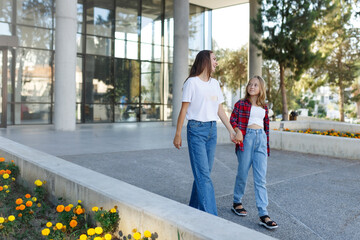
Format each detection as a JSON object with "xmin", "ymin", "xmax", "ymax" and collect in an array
[{"xmin": 1, "ymin": 122, "xmax": 360, "ymax": 240}]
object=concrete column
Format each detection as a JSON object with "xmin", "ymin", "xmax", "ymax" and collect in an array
[
  {"xmin": 172, "ymin": 0, "xmax": 189, "ymax": 126},
  {"xmin": 54, "ymin": 0, "xmax": 77, "ymax": 131},
  {"xmin": 249, "ymin": 0, "xmax": 262, "ymax": 79}
]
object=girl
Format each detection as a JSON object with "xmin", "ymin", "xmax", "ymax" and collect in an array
[
  {"xmin": 230, "ymin": 75, "xmax": 278, "ymax": 229},
  {"xmin": 173, "ymin": 50, "xmax": 235, "ymax": 216}
]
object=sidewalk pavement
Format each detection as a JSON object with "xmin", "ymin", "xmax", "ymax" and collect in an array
[{"xmin": 1, "ymin": 122, "xmax": 359, "ymax": 240}]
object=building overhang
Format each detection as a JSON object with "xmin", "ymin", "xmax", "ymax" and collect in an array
[{"xmin": 189, "ymin": 0, "xmax": 248, "ymax": 9}]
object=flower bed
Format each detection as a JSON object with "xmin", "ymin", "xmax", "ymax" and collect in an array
[
  {"xmin": 0, "ymin": 157, "xmax": 158, "ymax": 240},
  {"xmin": 274, "ymin": 128, "xmax": 360, "ymax": 139}
]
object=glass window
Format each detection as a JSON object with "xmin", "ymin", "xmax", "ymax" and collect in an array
[
  {"xmin": 140, "ymin": 43, "xmax": 161, "ymax": 61},
  {"xmin": 84, "ymin": 104, "xmax": 113, "ymax": 123},
  {"xmin": 114, "ymin": 39, "xmax": 138, "ymax": 59},
  {"xmin": 189, "ymin": 5, "xmax": 205, "ymax": 52},
  {"xmin": 164, "ymin": 0, "xmax": 173, "ymax": 47},
  {"xmin": 141, "ymin": 0, "xmax": 161, "ymax": 45},
  {"xmin": 17, "ymin": 26, "xmax": 53, "ymax": 50},
  {"xmin": 76, "ymin": 57, "xmax": 83, "ymax": 102},
  {"xmin": 141, "ymin": 104, "xmax": 160, "ymax": 121},
  {"xmin": 15, "ymin": 48, "xmax": 53, "ymax": 103},
  {"xmin": 114, "ymin": 59, "xmax": 140, "ymax": 104},
  {"xmin": 115, "ymin": 104, "xmax": 139, "ymax": 122},
  {"xmin": 17, "ymin": 0, "xmax": 53, "ymax": 28},
  {"xmin": 86, "ymin": 36, "xmax": 112, "ymax": 56},
  {"xmin": 77, "ymin": 1, "xmax": 84, "ymax": 33},
  {"xmin": 86, "ymin": 0, "xmax": 113, "ymax": 37},
  {"xmin": 0, "ymin": 22, "xmax": 11, "ymax": 35},
  {"xmin": 0, "ymin": 0, "xmax": 12, "ymax": 23},
  {"xmin": 76, "ymin": 103, "xmax": 81, "ymax": 123},
  {"xmin": 85, "ymin": 55, "xmax": 113, "ymax": 104},
  {"xmin": 115, "ymin": 0, "xmax": 139, "ymax": 39},
  {"xmin": 77, "ymin": 33, "xmax": 84, "ymax": 53},
  {"xmin": 13, "ymin": 103, "xmax": 51, "ymax": 124},
  {"xmin": 141, "ymin": 62, "xmax": 161, "ymax": 104}
]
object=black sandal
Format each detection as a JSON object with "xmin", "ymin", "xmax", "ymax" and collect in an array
[
  {"xmin": 259, "ymin": 215, "xmax": 278, "ymax": 229},
  {"xmin": 231, "ymin": 203, "xmax": 247, "ymax": 216}
]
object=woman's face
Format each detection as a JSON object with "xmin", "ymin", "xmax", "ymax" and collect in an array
[
  {"xmin": 247, "ymin": 78, "xmax": 261, "ymax": 96},
  {"xmin": 210, "ymin": 53, "xmax": 218, "ymax": 73}
]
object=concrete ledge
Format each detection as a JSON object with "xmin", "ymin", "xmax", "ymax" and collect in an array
[
  {"xmin": 270, "ymin": 120, "xmax": 360, "ymax": 133},
  {"xmin": 269, "ymin": 130, "xmax": 359, "ymax": 160},
  {"xmin": 0, "ymin": 136, "xmax": 275, "ymax": 240}
]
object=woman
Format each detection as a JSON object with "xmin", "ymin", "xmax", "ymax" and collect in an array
[{"xmin": 173, "ymin": 50, "xmax": 235, "ymax": 216}]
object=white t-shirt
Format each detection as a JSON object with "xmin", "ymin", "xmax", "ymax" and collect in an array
[
  {"xmin": 248, "ymin": 106, "xmax": 265, "ymax": 128},
  {"xmin": 182, "ymin": 76, "xmax": 224, "ymax": 122}
]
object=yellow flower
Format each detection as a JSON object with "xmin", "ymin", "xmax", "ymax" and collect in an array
[
  {"xmin": 105, "ymin": 234, "xmax": 112, "ymax": 240},
  {"xmin": 69, "ymin": 204, "xmax": 74, "ymax": 208},
  {"xmin": 34, "ymin": 179, "xmax": 43, "ymax": 187},
  {"xmin": 92, "ymin": 206, "xmax": 99, "ymax": 212},
  {"xmin": 6, "ymin": 190, "xmax": 9, "ymax": 193},
  {"xmin": 3, "ymin": 185, "xmax": 8, "ymax": 189},
  {"xmin": 144, "ymin": 230, "xmax": 151, "ymax": 238},
  {"xmin": 8, "ymin": 215, "xmax": 15, "ymax": 221},
  {"xmin": 133, "ymin": 232, "xmax": 141, "ymax": 240},
  {"xmin": 46, "ymin": 222, "xmax": 53, "ymax": 227},
  {"xmin": 3, "ymin": 174, "xmax": 9, "ymax": 179},
  {"xmin": 56, "ymin": 222, "xmax": 63, "ymax": 230},
  {"xmin": 37, "ymin": 203, "xmax": 42, "ymax": 207},
  {"xmin": 78, "ymin": 200, "xmax": 82, "ymax": 204},
  {"xmin": 42, "ymin": 228, "xmax": 50, "ymax": 236},
  {"xmin": 94, "ymin": 237, "xmax": 102, "ymax": 240},
  {"xmin": 32, "ymin": 197, "xmax": 37, "ymax": 202},
  {"xmin": 110, "ymin": 208, "xmax": 116, "ymax": 213},
  {"xmin": 79, "ymin": 234, "xmax": 88, "ymax": 240},
  {"xmin": 95, "ymin": 227, "xmax": 103, "ymax": 235},
  {"xmin": 0, "ymin": 217, "xmax": 4, "ymax": 223},
  {"xmin": 12, "ymin": 177, "xmax": 15, "ymax": 181},
  {"xmin": 87, "ymin": 228, "xmax": 95, "ymax": 236}
]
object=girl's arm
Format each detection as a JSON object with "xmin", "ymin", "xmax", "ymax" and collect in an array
[
  {"xmin": 218, "ymin": 104, "xmax": 236, "ymax": 142},
  {"xmin": 173, "ymin": 102, "xmax": 190, "ymax": 149}
]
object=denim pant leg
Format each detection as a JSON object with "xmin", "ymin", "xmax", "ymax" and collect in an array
[
  {"xmin": 233, "ymin": 131, "xmax": 254, "ymax": 204},
  {"xmin": 252, "ymin": 130, "xmax": 269, "ymax": 217},
  {"xmin": 187, "ymin": 120, "xmax": 218, "ymax": 216}
]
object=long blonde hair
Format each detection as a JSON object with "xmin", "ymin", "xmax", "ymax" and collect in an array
[{"xmin": 245, "ymin": 75, "xmax": 267, "ymax": 108}]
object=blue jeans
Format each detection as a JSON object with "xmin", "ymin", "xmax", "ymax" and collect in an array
[
  {"xmin": 233, "ymin": 128, "xmax": 268, "ymax": 217},
  {"xmin": 187, "ymin": 120, "xmax": 218, "ymax": 216}
]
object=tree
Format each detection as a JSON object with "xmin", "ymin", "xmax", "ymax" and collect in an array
[
  {"xmin": 213, "ymin": 47, "xmax": 248, "ymax": 93},
  {"xmin": 252, "ymin": 0, "xmax": 334, "ymax": 120},
  {"xmin": 312, "ymin": 0, "xmax": 360, "ymax": 121}
]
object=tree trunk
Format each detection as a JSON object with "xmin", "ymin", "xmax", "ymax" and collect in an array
[
  {"xmin": 279, "ymin": 63, "xmax": 288, "ymax": 120},
  {"xmin": 338, "ymin": 80, "xmax": 345, "ymax": 122}
]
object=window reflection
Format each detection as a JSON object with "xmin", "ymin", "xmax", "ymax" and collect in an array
[
  {"xmin": 17, "ymin": 26, "xmax": 52, "ymax": 50},
  {"xmin": 13, "ymin": 103, "xmax": 51, "ymax": 124},
  {"xmin": 141, "ymin": 62, "xmax": 161, "ymax": 104},
  {"xmin": 17, "ymin": 0, "xmax": 53, "ymax": 28},
  {"xmin": 141, "ymin": 0, "xmax": 161, "ymax": 45},
  {"xmin": 86, "ymin": 36, "xmax": 112, "ymax": 56},
  {"xmin": 114, "ymin": 59, "xmax": 140, "ymax": 104},
  {"xmin": 189, "ymin": 5, "xmax": 205, "ymax": 53},
  {"xmin": 86, "ymin": 0, "xmax": 113, "ymax": 37},
  {"xmin": 0, "ymin": 0, "xmax": 12, "ymax": 23},
  {"xmin": 84, "ymin": 103, "xmax": 113, "ymax": 123},
  {"xmin": 0, "ymin": 22, "xmax": 11, "ymax": 35}
]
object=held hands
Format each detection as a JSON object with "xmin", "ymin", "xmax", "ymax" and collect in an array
[
  {"xmin": 173, "ymin": 134, "xmax": 182, "ymax": 149},
  {"xmin": 232, "ymin": 131, "xmax": 243, "ymax": 145}
]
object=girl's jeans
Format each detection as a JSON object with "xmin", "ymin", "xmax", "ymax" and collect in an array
[
  {"xmin": 233, "ymin": 128, "xmax": 269, "ymax": 217},
  {"xmin": 187, "ymin": 120, "xmax": 218, "ymax": 216}
]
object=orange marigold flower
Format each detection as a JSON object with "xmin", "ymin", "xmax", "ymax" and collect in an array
[
  {"xmin": 69, "ymin": 219, "xmax": 78, "ymax": 228},
  {"xmin": 5, "ymin": 170, "xmax": 11, "ymax": 174},
  {"xmin": 76, "ymin": 208, "xmax": 83, "ymax": 215},
  {"xmin": 19, "ymin": 204, "xmax": 26, "ymax": 210},
  {"xmin": 0, "ymin": 186, "xmax": 3, "ymax": 191},
  {"xmin": 11, "ymin": 160, "xmax": 14, "ymax": 163},
  {"xmin": 16, "ymin": 198, "xmax": 23, "ymax": 205},
  {"xmin": 25, "ymin": 194, "xmax": 31, "ymax": 199},
  {"xmin": 18, "ymin": 213, "xmax": 22, "ymax": 217},
  {"xmin": 65, "ymin": 205, "xmax": 71, "ymax": 212},
  {"xmin": 26, "ymin": 201, "xmax": 33, "ymax": 207},
  {"xmin": 0, "ymin": 157, "xmax": 4, "ymax": 162},
  {"xmin": 0, "ymin": 170, "xmax": 4, "ymax": 175},
  {"xmin": 56, "ymin": 205, "xmax": 65, "ymax": 213}
]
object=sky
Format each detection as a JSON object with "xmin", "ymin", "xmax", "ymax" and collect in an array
[{"xmin": 212, "ymin": 3, "xmax": 249, "ymax": 50}]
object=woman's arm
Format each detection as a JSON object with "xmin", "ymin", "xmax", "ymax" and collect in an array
[
  {"xmin": 173, "ymin": 102, "xmax": 190, "ymax": 149},
  {"xmin": 218, "ymin": 104, "xmax": 236, "ymax": 142}
]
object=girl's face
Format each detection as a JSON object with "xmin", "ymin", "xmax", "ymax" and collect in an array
[
  {"xmin": 210, "ymin": 53, "xmax": 218, "ymax": 73},
  {"xmin": 247, "ymin": 78, "xmax": 261, "ymax": 96}
]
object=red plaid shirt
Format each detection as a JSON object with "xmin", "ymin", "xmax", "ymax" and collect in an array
[{"xmin": 230, "ymin": 99, "xmax": 270, "ymax": 156}]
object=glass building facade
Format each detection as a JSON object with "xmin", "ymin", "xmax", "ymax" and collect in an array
[{"xmin": 0, "ymin": 0, "xmax": 211, "ymax": 126}]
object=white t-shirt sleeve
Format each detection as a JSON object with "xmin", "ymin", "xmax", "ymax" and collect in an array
[{"xmin": 182, "ymin": 79, "xmax": 193, "ymax": 102}]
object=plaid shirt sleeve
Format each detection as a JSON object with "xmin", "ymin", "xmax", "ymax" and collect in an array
[
  {"xmin": 230, "ymin": 100, "xmax": 251, "ymax": 152},
  {"xmin": 264, "ymin": 105, "xmax": 270, "ymax": 156}
]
